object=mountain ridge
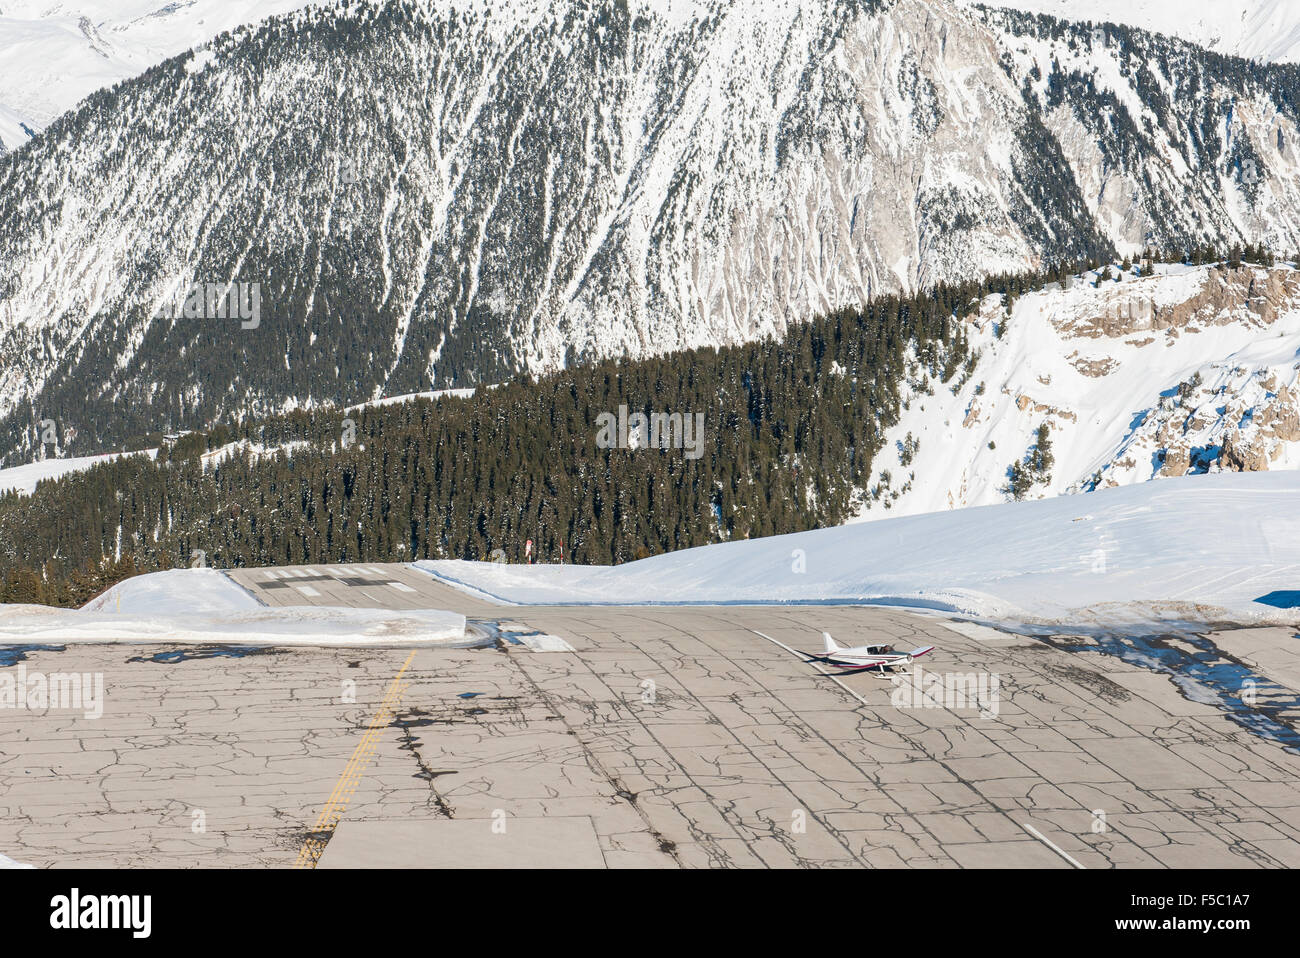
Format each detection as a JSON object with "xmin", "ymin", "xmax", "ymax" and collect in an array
[{"xmin": 2, "ymin": 0, "xmax": 1299, "ymax": 463}]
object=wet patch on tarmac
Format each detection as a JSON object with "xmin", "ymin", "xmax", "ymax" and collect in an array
[
  {"xmin": 1029, "ymin": 627, "xmax": 1300, "ymax": 754},
  {"xmin": 0, "ymin": 644, "xmax": 66, "ymax": 667},
  {"xmin": 127, "ymin": 645, "xmax": 289, "ymax": 664}
]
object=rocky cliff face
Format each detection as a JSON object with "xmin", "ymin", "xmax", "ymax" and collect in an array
[
  {"xmin": 2, "ymin": 0, "xmax": 1299, "ymax": 462},
  {"xmin": 862, "ymin": 261, "xmax": 1300, "ymax": 519}
]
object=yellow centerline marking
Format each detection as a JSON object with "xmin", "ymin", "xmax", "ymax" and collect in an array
[{"xmin": 294, "ymin": 650, "xmax": 418, "ymax": 869}]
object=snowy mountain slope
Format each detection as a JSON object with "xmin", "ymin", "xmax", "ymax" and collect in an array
[
  {"xmin": 416, "ymin": 470, "xmax": 1300, "ymax": 627},
  {"xmin": 0, "ymin": 0, "xmax": 322, "ymax": 137},
  {"xmin": 978, "ymin": 1, "xmax": 1300, "ymax": 64},
  {"xmin": 863, "ymin": 260, "xmax": 1300, "ymax": 518},
  {"xmin": 2, "ymin": 0, "xmax": 1300, "ymax": 462},
  {"xmin": 0, "ymin": 100, "xmax": 37, "ymax": 154},
  {"xmin": 0, "ymin": 447, "xmax": 157, "ymax": 495},
  {"xmin": 3, "ymin": 1, "xmax": 1297, "ymax": 146}
]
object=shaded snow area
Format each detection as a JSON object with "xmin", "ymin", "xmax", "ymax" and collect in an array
[
  {"xmin": 862, "ymin": 263, "xmax": 1300, "ymax": 519},
  {"xmin": 416, "ymin": 472, "xmax": 1300, "ymax": 629},
  {"xmin": 0, "ymin": 569, "xmax": 465, "ymax": 646}
]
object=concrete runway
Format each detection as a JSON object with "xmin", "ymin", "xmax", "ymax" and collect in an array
[{"xmin": 2, "ymin": 562, "xmax": 1299, "ymax": 868}]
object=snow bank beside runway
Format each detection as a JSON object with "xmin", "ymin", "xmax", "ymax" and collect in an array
[
  {"xmin": 0, "ymin": 603, "xmax": 467, "ymax": 646},
  {"xmin": 415, "ymin": 472, "xmax": 1300, "ymax": 628},
  {"xmin": 84, "ymin": 568, "xmax": 264, "ymax": 614},
  {"xmin": 0, "ymin": 569, "xmax": 466, "ymax": 646}
]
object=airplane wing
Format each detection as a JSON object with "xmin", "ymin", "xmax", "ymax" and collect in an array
[
  {"xmin": 814, "ymin": 662, "xmax": 891, "ymax": 676},
  {"xmin": 798, "ymin": 652, "xmax": 887, "ymax": 666},
  {"xmin": 908, "ymin": 646, "xmax": 935, "ymax": 658}
]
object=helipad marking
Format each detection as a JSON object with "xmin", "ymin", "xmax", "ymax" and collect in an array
[{"xmin": 294, "ymin": 650, "xmax": 417, "ymax": 868}]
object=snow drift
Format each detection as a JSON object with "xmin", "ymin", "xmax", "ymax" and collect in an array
[
  {"xmin": 0, "ymin": 568, "xmax": 466, "ymax": 646},
  {"xmin": 416, "ymin": 471, "xmax": 1300, "ymax": 628}
]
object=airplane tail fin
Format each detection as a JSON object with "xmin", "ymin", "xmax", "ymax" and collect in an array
[{"xmin": 822, "ymin": 631, "xmax": 842, "ymax": 654}]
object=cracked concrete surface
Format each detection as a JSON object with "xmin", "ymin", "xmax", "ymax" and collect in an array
[{"xmin": 2, "ymin": 568, "xmax": 1299, "ymax": 868}]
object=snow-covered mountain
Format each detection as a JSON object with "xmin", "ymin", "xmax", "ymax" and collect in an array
[
  {"xmin": 3, "ymin": 0, "xmax": 1300, "ymax": 463},
  {"xmin": 4, "ymin": 2, "xmax": 1300, "ymax": 148},
  {"xmin": 863, "ymin": 259, "xmax": 1300, "ymax": 518},
  {"xmin": 980, "ymin": 1, "xmax": 1300, "ymax": 64},
  {"xmin": 0, "ymin": 0, "xmax": 322, "ymax": 145}
]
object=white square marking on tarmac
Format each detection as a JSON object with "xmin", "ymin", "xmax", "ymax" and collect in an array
[
  {"xmin": 515, "ymin": 633, "xmax": 576, "ymax": 652},
  {"xmin": 294, "ymin": 585, "xmax": 321, "ymax": 597},
  {"xmin": 941, "ymin": 621, "xmax": 1012, "ymax": 642},
  {"xmin": 390, "ymin": 583, "xmax": 416, "ymax": 593}
]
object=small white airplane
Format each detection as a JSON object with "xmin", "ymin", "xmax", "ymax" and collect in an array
[{"xmin": 801, "ymin": 632, "xmax": 934, "ymax": 676}]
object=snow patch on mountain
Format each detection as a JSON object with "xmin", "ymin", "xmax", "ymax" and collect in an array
[{"xmin": 0, "ymin": 448, "xmax": 157, "ymax": 496}]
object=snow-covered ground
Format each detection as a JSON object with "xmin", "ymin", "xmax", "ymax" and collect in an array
[
  {"xmin": 0, "ymin": 0, "xmax": 325, "ymax": 136},
  {"xmin": 344, "ymin": 387, "xmax": 477, "ymax": 412},
  {"xmin": 2, "ymin": 472, "xmax": 1291, "ymax": 639},
  {"xmin": 0, "ymin": 440, "xmax": 315, "ymax": 495},
  {"xmin": 416, "ymin": 471, "xmax": 1300, "ymax": 628},
  {"xmin": 0, "ymin": 448, "xmax": 157, "ymax": 496},
  {"xmin": 0, "ymin": 99, "xmax": 35, "ymax": 153},
  {"xmin": 862, "ymin": 262, "xmax": 1300, "ymax": 519},
  {"xmin": 0, "ymin": 569, "xmax": 466, "ymax": 646},
  {"xmin": 197, "ymin": 439, "xmax": 314, "ymax": 469},
  {"xmin": 0, "ymin": 851, "xmax": 32, "ymax": 869},
  {"xmin": 978, "ymin": 0, "xmax": 1300, "ymax": 63}
]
